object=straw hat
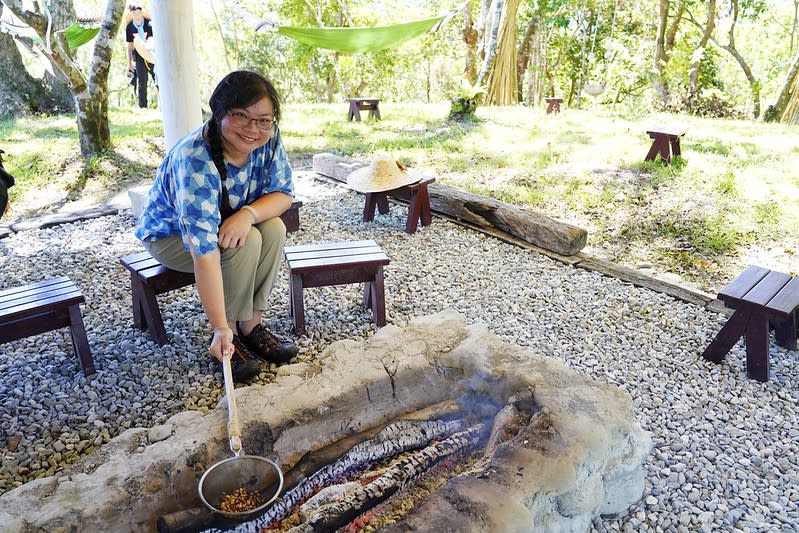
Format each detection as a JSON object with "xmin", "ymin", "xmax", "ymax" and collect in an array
[{"xmin": 346, "ymin": 156, "xmax": 422, "ymax": 193}]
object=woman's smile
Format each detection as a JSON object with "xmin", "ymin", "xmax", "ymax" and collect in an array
[{"xmin": 220, "ymin": 97, "xmax": 274, "ymax": 165}]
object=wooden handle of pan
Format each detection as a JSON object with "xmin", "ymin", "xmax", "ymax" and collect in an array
[{"xmin": 221, "ymin": 353, "xmax": 243, "ymax": 455}]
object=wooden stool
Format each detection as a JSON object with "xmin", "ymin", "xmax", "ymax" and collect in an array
[
  {"xmin": 702, "ymin": 265, "xmax": 799, "ymax": 382},
  {"xmin": 120, "ymin": 201, "xmax": 303, "ymax": 345},
  {"xmin": 120, "ymin": 251, "xmax": 195, "ymax": 345},
  {"xmin": 363, "ymin": 177, "xmax": 436, "ymax": 234},
  {"xmin": 284, "ymin": 240, "xmax": 390, "ymax": 335},
  {"xmin": 545, "ymin": 98, "xmax": 563, "ymax": 114},
  {"xmin": 0, "ymin": 276, "xmax": 94, "ymax": 375},
  {"xmin": 645, "ymin": 125, "xmax": 687, "ymax": 164},
  {"xmin": 346, "ymin": 98, "xmax": 381, "ymax": 121}
]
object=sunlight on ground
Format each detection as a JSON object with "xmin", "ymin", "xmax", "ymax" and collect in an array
[{"xmin": 4, "ymin": 103, "xmax": 798, "ymax": 293}]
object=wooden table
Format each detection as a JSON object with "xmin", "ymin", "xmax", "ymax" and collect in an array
[
  {"xmin": 347, "ymin": 98, "xmax": 381, "ymax": 121},
  {"xmin": 545, "ymin": 98, "xmax": 563, "ymax": 114},
  {"xmin": 702, "ymin": 265, "xmax": 799, "ymax": 382},
  {"xmin": 362, "ymin": 177, "xmax": 436, "ymax": 234},
  {"xmin": 645, "ymin": 125, "xmax": 686, "ymax": 164}
]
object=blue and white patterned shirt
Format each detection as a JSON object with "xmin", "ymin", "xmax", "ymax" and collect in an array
[{"xmin": 135, "ymin": 125, "xmax": 294, "ymax": 256}]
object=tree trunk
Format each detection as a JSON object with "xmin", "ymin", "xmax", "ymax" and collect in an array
[
  {"xmin": 767, "ymin": 49, "xmax": 799, "ymax": 122},
  {"xmin": 4, "ymin": 0, "xmax": 126, "ymax": 157},
  {"xmin": 307, "ymin": 57, "xmax": 324, "ymax": 102},
  {"xmin": 516, "ymin": 16, "xmax": 537, "ymax": 103},
  {"xmin": 463, "ymin": 0, "xmax": 478, "ymax": 84},
  {"xmin": 719, "ymin": 0, "xmax": 760, "ymax": 118},
  {"xmin": 486, "ymin": 0, "xmax": 520, "ymax": 105},
  {"xmin": 326, "ymin": 68, "xmax": 336, "ymax": 102},
  {"xmin": 476, "ymin": 0, "xmax": 503, "ymax": 87},
  {"xmin": 686, "ymin": 0, "xmax": 716, "ymax": 108},
  {"xmin": 653, "ymin": 0, "xmax": 671, "ymax": 107},
  {"xmin": 0, "ymin": 31, "xmax": 69, "ymax": 115},
  {"xmin": 653, "ymin": 0, "xmax": 685, "ymax": 108},
  {"xmin": 721, "ymin": 43, "xmax": 760, "ymax": 118},
  {"xmin": 792, "ymin": 0, "xmax": 798, "ymax": 55},
  {"xmin": 476, "ymin": 0, "xmax": 490, "ymax": 63}
]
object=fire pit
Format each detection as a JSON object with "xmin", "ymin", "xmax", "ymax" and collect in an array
[{"xmin": 0, "ymin": 310, "xmax": 651, "ymax": 532}]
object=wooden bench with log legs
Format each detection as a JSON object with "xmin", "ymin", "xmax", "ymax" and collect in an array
[
  {"xmin": 0, "ymin": 276, "xmax": 95, "ymax": 375},
  {"xmin": 120, "ymin": 201, "xmax": 302, "ymax": 345},
  {"xmin": 645, "ymin": 125, "xmax": 687, "ymax": 164},
  {"xmin": 702, "ymin": 265, "xmax": 799, "ymax": 382},
  {"xmin": 545, "ymin": 98, "xmax": 563, "ymax": 114},
  {"xmin": 362, "ymin": 177, "xmax": 436, "ymax": 234},
  {"xmin": 284, "ymin": 240, "xmax": 390, "ymax": 335}
]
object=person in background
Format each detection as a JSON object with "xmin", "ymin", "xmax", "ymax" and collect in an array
[
  {"xmin": 125, "ymin": 2, "xmax": 156, "ymax": 108},
  {"xmin": 134, "ymin": 70, "xmax": 299, "ymax": 382},
  {"xmin": 0, "ymin": 148, "xmax": 15, "ymax": 219}
]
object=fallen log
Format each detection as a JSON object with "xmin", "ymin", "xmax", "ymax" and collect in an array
[{"xmin": 312, "ymin": 153, "xmax": 588, "ymax": 256}]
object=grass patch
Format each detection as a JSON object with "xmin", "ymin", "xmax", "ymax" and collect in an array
[
  {"xmin": 4, "ymin": 104, "xmax": 799, "ymax": 292},
  {"xmin": 691, "ymin": 138, "xmax": 730, "ymax": 156},
  {"xmin": 754, "ymin": 200, "xmax": 782, "ymax": 226},
  {"xmin": 715, "ymin": 172, "xmax": 737, "ymax": 195}
]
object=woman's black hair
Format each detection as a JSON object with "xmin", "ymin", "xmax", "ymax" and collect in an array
[{"xmin": 205, "ymin": 70, "xmax": 281, "ymax": 219}]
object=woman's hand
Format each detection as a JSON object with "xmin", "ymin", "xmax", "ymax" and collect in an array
[
  {"xmin": 217, "ymin": 210, "xmax": 254, "ymax": 249},
  {"xmin": 209, "ymin": 326, "xmax": 234, "ymax": 361}
]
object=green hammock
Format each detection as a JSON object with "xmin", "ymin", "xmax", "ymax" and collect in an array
[
  {"xmin": 273, "ymin": 15, "xmax": 446, "ymax": 53},
  {"xmin": 0, "ymin": 21, "xmax": 98, "ymax": 50},
  {"xmin": 64, "ymin": 23, "xmax": 100, "ymax": 50}
]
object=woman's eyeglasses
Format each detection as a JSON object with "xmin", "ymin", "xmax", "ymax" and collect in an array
[{"xmin": 228, "ymin": 111, "xmax": 276, "ymax": 131}]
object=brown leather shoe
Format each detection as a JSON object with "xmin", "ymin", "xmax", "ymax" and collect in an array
[
  {"xmin": 237, "ymin": 323, "xmax": 298, "ymax": 364},
  {"xmin": 210, "ymin": 335, "xmax": 261, "ymax": 383}
]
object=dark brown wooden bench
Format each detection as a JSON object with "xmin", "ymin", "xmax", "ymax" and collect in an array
[
  {"xmin": 702, "ymin": 265, "xmax": 799, "ymax": 382},
  {"xmin": 347, "ymin": 98, "xmax": 381, "ymax": 121},
  {"xmin": 645, "ymin": 125, "xmax": 686, "ymax": 164},
  {"xmin": 0, "ymin": 276, "xmax": 94, "ymax": 375},
  {"xmin": 362, "ymin": 177, "xmax": 436, "ymax": 234},
  {"xmin": 284, "ymin": 240, "xmax": 390, "ymax": 335},
  {"xmin": 120, "ymin": 202, "xmax": 302, "ymax": 345},
  {"xmin": 545, "ymin": 98, "xmax": 563, "ymax": 114}
]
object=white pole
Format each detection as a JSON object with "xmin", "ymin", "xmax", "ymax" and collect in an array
[{"xmin": 150, "ymin": 0, "xmax": 202, "ymax": 150}]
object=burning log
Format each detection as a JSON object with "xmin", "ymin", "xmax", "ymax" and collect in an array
[
  {"xmin": 157, "ymin": 402, "xmax": 461, "ymax": 533},
  {"xmin": 298, "ymin": 482, "xmax": 361, "ymax": 518},
  {"xmin": 282, "ymin": 400, "xmax": 461, "ymax": 492},
  {"xmin": 297, "ymin": 424, "xmax": 485, "ymax": 533},
  {"xmin": 201, "ymin": 418, "xmax": 465, "ymax": 533}
]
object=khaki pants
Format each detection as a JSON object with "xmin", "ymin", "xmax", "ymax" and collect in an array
[{"xmin": 143, "ymin": 217, "xmax": 286, "ymax": 323}]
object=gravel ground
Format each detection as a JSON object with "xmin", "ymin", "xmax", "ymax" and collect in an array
[{"xmin": 0, "ymin": 174, "xmax": 797, "ymax": 532}]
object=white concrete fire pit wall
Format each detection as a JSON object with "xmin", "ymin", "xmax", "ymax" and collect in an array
[{"xmin": 0, "ymin": 310, "xmax": 651, "ymax": 532}]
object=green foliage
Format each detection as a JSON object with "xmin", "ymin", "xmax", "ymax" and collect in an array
[
  {"xmin": 692, "ymin": 88, "xmax": 746, "ymax": 119},
  {"xmin": 448, "ymin": 80, "xmax": 485, "ymax": 119},
  {"xmin": 450, "ymin": 80, "xmax": 486, "ymax": 101}
]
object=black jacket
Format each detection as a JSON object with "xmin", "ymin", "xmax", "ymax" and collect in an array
[{"xmin": 0, "ymin": 148, "xmax": 15, "ymax": 219}]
